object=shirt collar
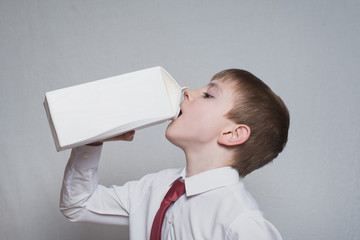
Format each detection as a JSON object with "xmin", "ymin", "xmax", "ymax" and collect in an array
[{"xmin": 179, "ymin": 167, "xmax": 241, "ymax": 197}]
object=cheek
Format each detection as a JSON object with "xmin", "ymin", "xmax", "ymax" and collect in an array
[
  {"xmin": 165, "ymin": 115, "xmax": 197, "ymax": 145},
  {"xmin": 166, "ymin": 106, "xmax": 223, "ymax": 144}
]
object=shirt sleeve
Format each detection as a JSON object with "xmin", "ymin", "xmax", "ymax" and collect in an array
[
  {"xmin": 226, "ymin": 212, "xmax": 283, "ymax": 240},
  {"xmin": 60, "ymin": 145, "xmax": 130, "ymax": 225}
]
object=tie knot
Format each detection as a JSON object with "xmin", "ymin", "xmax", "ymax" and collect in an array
[{"xmin": 164, "ymin": 179, "xmax": 186, "ymax": 202}]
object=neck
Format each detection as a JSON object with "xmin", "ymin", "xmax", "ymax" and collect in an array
[{"xmin": 182, "ymin": 142, "xmax": 233, "ymax": 177}]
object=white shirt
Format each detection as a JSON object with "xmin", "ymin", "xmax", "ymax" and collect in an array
[{"xmin": 60, "ymin": 145, "xmax": 283, "ymax": 240}]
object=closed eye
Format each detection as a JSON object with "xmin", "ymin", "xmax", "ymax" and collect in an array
[{"xmin": 203, "ymin": 92, "xmax": 213, "ymax": 99}]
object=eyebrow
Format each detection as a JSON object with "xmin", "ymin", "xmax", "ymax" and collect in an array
[{"xmin": 207, "ymin": 82, "xmax": 223, "ymax": 94}]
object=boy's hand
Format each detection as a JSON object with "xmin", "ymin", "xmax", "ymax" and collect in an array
[{"xmin": 86, "ymin": 130, "xmax": 135, "ymax": 146}]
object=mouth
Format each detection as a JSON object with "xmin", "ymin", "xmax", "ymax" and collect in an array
[{"xmin": 171, "ymin": 109, "xmax": 182, "ymax": 122}]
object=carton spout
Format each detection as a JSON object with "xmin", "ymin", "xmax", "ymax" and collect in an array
[
  {"xmin": 171, "ymin": 86, "xmax": 188, "ymax": 120},
  {"xmin": 172, "ymin": 108, "xmax": 181, "ymax": 120}
]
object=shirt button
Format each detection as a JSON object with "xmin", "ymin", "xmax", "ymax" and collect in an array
[
  {"xmin": 82, "ymin": 153, "xmax": 89, "ymax": 159},
  {"xmin": 168, "ymin": 217, "xmax": 174, "ymax": 224}
]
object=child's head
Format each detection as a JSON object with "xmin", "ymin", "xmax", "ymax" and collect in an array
[
  {"xmin": 212, "ymin": 69, "xmax": 290, "ymax": 177},
  {"xmin": 166, "ymin": 68, "xmax": 289, "ymax": 178}
]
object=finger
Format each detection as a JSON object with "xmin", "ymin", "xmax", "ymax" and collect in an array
[
  {"xmin": 124, "ymin": 130, "xmax": 135, "ymax": 141},
  {"xmin": 103, "ymin": 130, "xmax": 135, "ymax": 142}
]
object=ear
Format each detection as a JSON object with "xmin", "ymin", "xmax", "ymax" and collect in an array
[{"xmin": 217, "ymin": 124, "xmax": 251, "ymax": 146}]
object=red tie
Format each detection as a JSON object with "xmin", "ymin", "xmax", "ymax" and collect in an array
[{"xmin": 150, "ymin": 179, "xmax": 186, "ymax": 240}]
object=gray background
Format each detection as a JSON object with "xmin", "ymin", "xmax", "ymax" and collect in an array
[{"xmin": 1, "ymin": 0, "xmax": 359, "ymax": 240}]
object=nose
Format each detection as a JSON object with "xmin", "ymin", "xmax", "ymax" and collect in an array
[
  {"xmin": 183, "ymin": 89, "xmax": 201, "ymax": 102},
  {"xmin": 183, "ymin": 90, "xmax": 190, "ymax": 101}
]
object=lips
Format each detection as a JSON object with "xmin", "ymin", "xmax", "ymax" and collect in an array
[{"xmin": 171, "ymin": 109, "xmax": 182, "ymax": 121}]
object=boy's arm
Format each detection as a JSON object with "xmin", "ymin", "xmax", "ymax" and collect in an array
[
  {"xmin": 60, "ymin": 131, "xmax": 135, "ymax": 225},
  {"xmin": 60, "ymin": 145, "xmax": 128, "ymax": 224}
]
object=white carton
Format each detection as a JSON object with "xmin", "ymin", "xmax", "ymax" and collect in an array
[{"xmin": 44, "ymin": 66, "xmax": 185, "ymax": 151}]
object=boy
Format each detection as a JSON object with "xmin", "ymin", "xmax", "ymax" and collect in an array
[{"xmin": 60, "ymin": 69, "xmax": 289, "ymax": 239}]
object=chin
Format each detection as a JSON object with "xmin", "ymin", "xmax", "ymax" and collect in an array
[
  {"xmin": 165, "ymin": 124, "xmax": 178, "ymax": 145},
  {"xmin": 165, "ymin": 124, "xmax": 185, "ymax": 149}
]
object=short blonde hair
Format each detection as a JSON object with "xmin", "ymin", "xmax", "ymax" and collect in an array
[{"xmin": 212, "ymin": 69, "xmax": 290, "ymax": 177}]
